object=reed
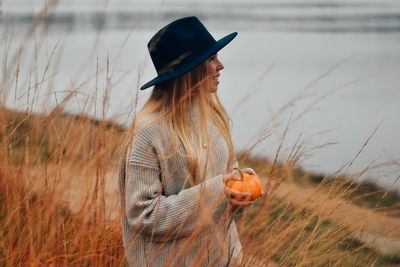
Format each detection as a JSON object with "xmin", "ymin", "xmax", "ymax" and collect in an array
[{"xmin": 1, "ymin": 4, "xmax": 399, "ymax": 266}]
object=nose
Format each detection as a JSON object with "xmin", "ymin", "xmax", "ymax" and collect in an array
[{"xmin": 217, "ymin": 58, "xmax": 224, "ymax": 71}]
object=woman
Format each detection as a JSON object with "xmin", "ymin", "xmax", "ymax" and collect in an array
[{"xmin": 119, "ymin": 16, "xmax": 261, "ymax": 266}]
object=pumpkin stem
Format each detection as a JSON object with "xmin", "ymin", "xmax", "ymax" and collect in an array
[{"xmin": 233, "ymin": 167, "xmax": 244, "ymax": 181}]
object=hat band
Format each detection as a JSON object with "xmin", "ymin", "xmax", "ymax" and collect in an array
[
  {"xmin": 157, "ymin": 51, "xmax": 194, "ymax": 75},
  {"xmin": 156, "ymin": 40, "xmax": 216, "ymax": 76}
]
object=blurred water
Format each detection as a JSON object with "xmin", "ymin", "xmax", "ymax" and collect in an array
[
  {"xmin": 3, "ymin": 0, "xmax": 400, "ymax": 32},
  {"xmin": 1, "ymin": 1, "xmax": 400, "ymax": 190}
]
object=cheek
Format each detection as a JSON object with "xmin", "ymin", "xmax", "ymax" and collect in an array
[
  {"xmin": 204, "ymin": 72, "xmax": 213, "ymax": 84},
  {"xmin": 205, "ymin": 62, "xmax": 216, "ymax": 74}
]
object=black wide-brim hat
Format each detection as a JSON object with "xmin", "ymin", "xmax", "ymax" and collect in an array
[{"xmin": 140, "ymin": 16, "xmax": 237, "ymax": 90}]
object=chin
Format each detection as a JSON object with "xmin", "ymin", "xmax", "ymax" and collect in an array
[{"xmin": 210, "ymin": 84, "xmax": 218, "ymax": 92}]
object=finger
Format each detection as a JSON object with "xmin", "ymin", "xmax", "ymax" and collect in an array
[
  {"xmin": 243, "ymin": 168, "xmax": 256, "ymax": 175},
  {"xmin": 233, "ymin": 192, "xmax": 252, "ymax": 202},
  {"xmin": 224, "ymin": 186, "xmax": 239, "ymax": 198},
  {"xmin": 223, "ymin": 172, "xmax": 242, "ymax": 184},
  {"xmin": 234, "ymin": 193, "xmax": 251, "ymax": 201},
  {"xmin": 224, "ymin": 187, "xmax": 250, "ymax": 199},
  {"xmin": 235, "ymin": 192, "xmax": 252, "ymax": 201},
  {"xmin": 228, "ymin": 175, "xmax": 242, "ymax": 182},
  {"xmin": 240, "ymin": 194, "xmax": 249, "ymax": 201},
  {"xmin": 224, "ymin": 186, "xmax": 240, "ymax": 198},
  {"xmin": 224, "ymin": 190, "xmax": 251, "ymax": 203},
  {"xmin": 229, "ymin": 198, "xmax": 254, "ymax": 206}
]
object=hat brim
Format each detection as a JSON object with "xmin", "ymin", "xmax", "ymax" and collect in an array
[{"xmin": 140, "ymin": 32, "xmax": 238, "ymax": 90}]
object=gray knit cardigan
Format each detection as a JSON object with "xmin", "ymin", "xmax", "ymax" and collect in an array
[{"xmin": 119, "ymin": 111, "xmax": 242, "ymax": 267}]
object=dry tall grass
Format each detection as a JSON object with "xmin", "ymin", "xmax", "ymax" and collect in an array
[
  {"xmin": 0, "ymin": 108, "xmax": 126, "ymax": 266},
  {"xmin": 1, "ymin": 108, "xmax": 395, "ymax": 266},
  {"xmin": 1, "ymin": 4, "xmax": 399, "ymax": 267}
]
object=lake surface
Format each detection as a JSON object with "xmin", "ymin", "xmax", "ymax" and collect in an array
[{"xmin": 1, "ymin": 0, "xmax": 400, "ymax": 190}]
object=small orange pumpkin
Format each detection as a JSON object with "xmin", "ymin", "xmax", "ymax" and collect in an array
[{"xmin": 226, "ymin": 169, "xmax": 263, "ymax": 201}]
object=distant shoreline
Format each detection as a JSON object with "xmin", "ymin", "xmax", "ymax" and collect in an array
[{"xmin": 2, "ymin": 9, "xmax": 400, "ymax": 33}]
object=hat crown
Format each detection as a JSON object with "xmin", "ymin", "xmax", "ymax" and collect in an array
[{"xmin": 148, "ymin": 16, "xmax": 216, "ymax": 75}]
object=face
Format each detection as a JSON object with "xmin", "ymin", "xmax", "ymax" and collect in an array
[{"xmin": 205, "ymin": 54, "xmax": 224, "ymax": 92}]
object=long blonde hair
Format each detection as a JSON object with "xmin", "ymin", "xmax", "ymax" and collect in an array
[{"xmin": 131, "ymin": 61, "xmax": 235, "ymax": 183}]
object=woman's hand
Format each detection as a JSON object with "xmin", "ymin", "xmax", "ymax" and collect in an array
[{"xmin": 222, "ymin": 168, "xmax": 257, "ymax": 210}]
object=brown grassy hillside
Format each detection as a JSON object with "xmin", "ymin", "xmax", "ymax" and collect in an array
[{"xmin": 1, "ymin": 108, "xmax": 400, "ymax": 266}]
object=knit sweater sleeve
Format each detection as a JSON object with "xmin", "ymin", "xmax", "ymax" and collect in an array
[{"xmin": 124, "ymin": 124, "xmax": 228, "ymax": 242}]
